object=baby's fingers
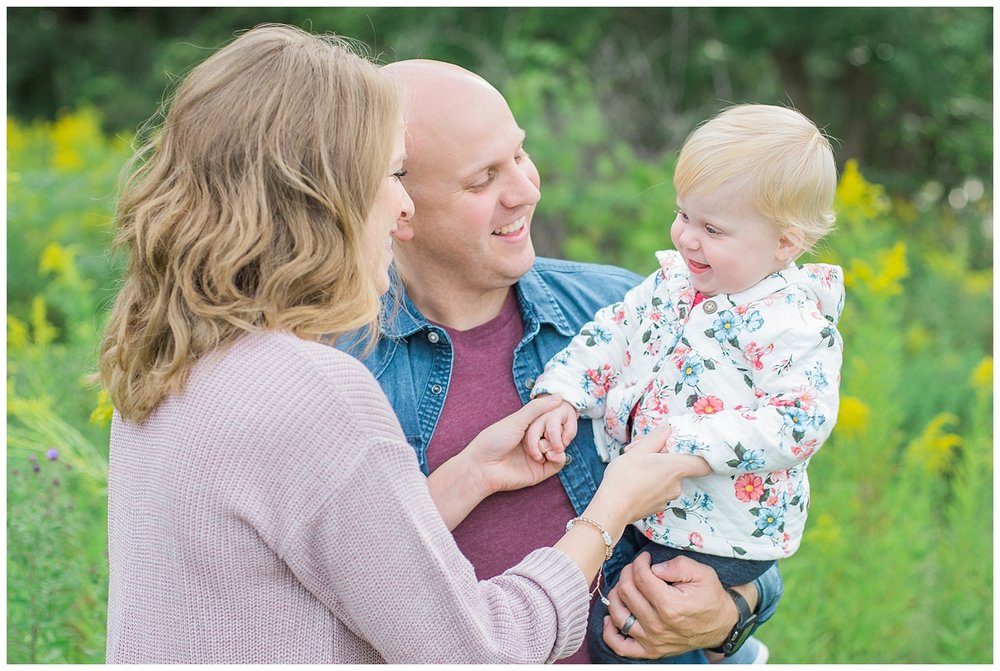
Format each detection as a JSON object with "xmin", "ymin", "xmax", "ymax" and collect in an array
[{"xmin": 524, "ymin": 418, "xmax": 548, "ymax": 463}]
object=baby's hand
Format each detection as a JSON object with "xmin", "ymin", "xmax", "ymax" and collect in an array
[{"xmin": 524, "ymin": 399, "xmax": 579, "ymax": 464}]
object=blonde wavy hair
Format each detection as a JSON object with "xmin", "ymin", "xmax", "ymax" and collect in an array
[
  {"xmin": 673, "ymin": 104, "xmax": 837, "ymax": 253},
  {"xmin": 99, "ymin": 24, "xmax": 400, "ymax": 423}
]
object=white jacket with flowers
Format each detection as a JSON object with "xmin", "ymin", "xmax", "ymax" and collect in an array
[{"xmin": 532, "ymin": 250, "xmax": 845, "ymax": 560}]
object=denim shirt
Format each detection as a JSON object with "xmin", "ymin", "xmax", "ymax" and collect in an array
[{"xmin": 341, "ymin": 257, "xmax": 782, "ymax": 632}]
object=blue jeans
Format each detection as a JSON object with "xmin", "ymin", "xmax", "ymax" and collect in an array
[{"xmin": 588, "ymin": 528, "xmax": 783, "ymax": 664}]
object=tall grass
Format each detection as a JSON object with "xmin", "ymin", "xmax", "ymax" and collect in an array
[{"xmin": 5, "ymin": 105, "xmax": 992, "ymax": 663}]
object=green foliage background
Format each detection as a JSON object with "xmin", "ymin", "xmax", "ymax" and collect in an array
[{"xmin": 6, "ymin": 6, "xmax": 993, "ymax": 663}]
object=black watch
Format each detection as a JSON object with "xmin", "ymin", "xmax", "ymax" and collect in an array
[{"xmin": 709, "ymin": 587, "xmax": 758, "ymax": 657}]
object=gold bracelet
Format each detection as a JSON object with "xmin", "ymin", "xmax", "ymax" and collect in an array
[{"xmin": 566, "ymin": 516, "xmax": 614, "ymax": 561}]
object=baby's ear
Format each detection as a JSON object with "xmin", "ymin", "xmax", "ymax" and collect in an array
[{"xmin": 776, "ymin": 229, "xmax": 805, "ymax": 261}]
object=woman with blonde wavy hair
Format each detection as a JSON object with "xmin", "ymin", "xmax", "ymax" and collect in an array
[{"xmin": 100, "ymin": 23, "xmax": 703, "ymax": 663}]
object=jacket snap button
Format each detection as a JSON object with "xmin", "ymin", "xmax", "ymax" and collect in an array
[
  {"xmin": 427, "ymin": 331, "xmax": 440, "ymax": 344},
  {"xmin": 524, "ymin": 378, "xmax": 535, "ymax": 390},
  {"xmin": 430, "ymin": 384, "xmax": 443, "ymax": 394},
  {"xmin": 703, "ymin": 300, "xmax": 718, "ymax": 314}
]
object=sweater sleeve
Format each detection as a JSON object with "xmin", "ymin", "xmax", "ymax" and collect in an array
[
  {"xmin": 531, "ymin": 268, "xmax": 660, "ymax": 418},
  {"xmin": 277, "ymin": 362, "xmax": 590, "ymax": 663},
  {"xmin": 667, "ymin": 302, "xmax": 844, "ymax": 475}
]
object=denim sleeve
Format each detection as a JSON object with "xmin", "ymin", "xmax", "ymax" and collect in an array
[{"xmin": 750, "ymin": 563, "xmax": 784, "ymax": 628}]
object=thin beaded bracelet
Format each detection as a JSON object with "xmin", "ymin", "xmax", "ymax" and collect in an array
[
  {"xmin": 565, "ymin": 516, "xmax": 614, "ymax": 560},
  {"xmin": 566, "ymin": 516, "xmax": 613, "ymax": 605}
]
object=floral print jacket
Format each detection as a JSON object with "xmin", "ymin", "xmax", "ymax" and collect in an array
[{"xmin": 532, "ymin": 250, "xmax": 845, "ymax": 560}]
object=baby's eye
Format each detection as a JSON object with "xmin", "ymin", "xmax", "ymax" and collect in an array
[
  {"xmin": 675, "ymin": 209, "xmax": 689, "ymax": 221},
  {"xmin": 392, "ymin": 169, "xmax": 408, "ymax": 180},
  {"xmin": 705, "ymin": 224, "xmax": 722, "ymax": 235}
]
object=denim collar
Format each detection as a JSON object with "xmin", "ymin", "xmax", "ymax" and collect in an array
[{"xmin": 380, "ymin": 265, "xmax": 577, "ymax": 339}]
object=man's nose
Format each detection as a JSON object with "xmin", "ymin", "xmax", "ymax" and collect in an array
[{"xmin": 500, "ymin": 165, "xmax": 541, "ymax": 209}]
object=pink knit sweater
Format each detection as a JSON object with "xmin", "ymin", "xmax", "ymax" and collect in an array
[{"xmin": 106, "ymin": 331, "xmax": 589, "ymax": 663}]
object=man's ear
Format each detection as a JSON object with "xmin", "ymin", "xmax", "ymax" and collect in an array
[{"xmin": 776, "ymin": 229, "xmax": 805, "ymax": 262}]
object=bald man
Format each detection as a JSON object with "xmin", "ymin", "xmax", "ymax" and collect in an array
[{"xmin": 341, "ymin": 60, "xmax": 782, "ymax": 663}]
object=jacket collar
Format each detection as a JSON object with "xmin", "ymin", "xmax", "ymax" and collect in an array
[{"xmin": 380, "ymin": 265, "xmax": 577, "ymax": 339}]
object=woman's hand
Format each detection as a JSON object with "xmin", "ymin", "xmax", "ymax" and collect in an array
[
  {"xmin": 426, "ymin": 395, "xmax": 568, "ymax": 530},
  {"xmin": 594, "ymin": 429, "xmax": 711, "ymax": 524},
  {"xmin": 467, "ymin": 395, "xmax": 571, "ymax": 494}
]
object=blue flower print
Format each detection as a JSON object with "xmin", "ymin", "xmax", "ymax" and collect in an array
[
  {"xmin": 737, "ymin": 448, "xmax": 766, "ymax": 471},
  {"xmin": 680, "ymin": 355, "xmax": 704, "ymax": 386},
  {"xmin": 712, "ymin": 310, "xmax": 744, "ymax": 342},
  {"xmin": 755, "ymin": 505, "xmax": 784, "ymax": 537},
  {"xmin": 743, "ymin": 310, "xmax": 764, "ymax": 332},
  {"xmin": 583, "ymin": 323, "xmax": 613, "ymax": 346},
  {"xmin": 781, "ymin": 406, "xmax": 810, "ymax": 432},
  {"xmin": 699, "ymin": 492, "xmax": 715, "ymax": 511},
  {"xmin": 673, "ymin": 437, "xmax": 703, "ymax": 455}
]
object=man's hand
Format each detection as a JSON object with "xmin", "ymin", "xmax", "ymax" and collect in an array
[{"xmin": 601, "ymin": 552, "xmax": 755, "ymax": 659}]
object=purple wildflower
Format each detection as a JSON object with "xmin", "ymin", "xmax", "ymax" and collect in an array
[{"xmin": 46, "ymin": 448, "xmax": 59, "ymax": 461}]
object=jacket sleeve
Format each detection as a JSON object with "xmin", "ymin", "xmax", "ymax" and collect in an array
[
  {"xmin": 278, "ymin": 384, "xmax": 590, "ymax": 663},
  {"xmin": 667, "ymin": 302, "xmax": 843, "ymax": 475},
  {"xmin": 530, "ymin": 269, "xmax": 660, "ymax": 418}
]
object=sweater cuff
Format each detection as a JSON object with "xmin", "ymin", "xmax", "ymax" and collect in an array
[{"xmin": 507, "ymin": 547, "xmax": 590, "ymax": 662}]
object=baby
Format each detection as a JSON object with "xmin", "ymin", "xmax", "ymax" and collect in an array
[{"xmin": 527, "ymin": 104, "xmax": 845, "ymax": 662}]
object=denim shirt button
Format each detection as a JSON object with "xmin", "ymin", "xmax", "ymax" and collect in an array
[
  {"xmin": 524, "ymin": 377, "xmax": 535, "ymax": 390},
  {"xmin": 427, "ymin": 331, "xmax": 440, "ymax": 344},
  {"xmin": 430, "ymin": 384, "xmax": 443, "ymax": 395}
]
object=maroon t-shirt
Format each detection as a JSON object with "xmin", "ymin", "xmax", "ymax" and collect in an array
[{"xmin": 425, "ymin": 290, "xmax": 593, "ymax": 663}]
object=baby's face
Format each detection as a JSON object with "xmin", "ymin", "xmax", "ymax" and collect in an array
[{"xmin": 671, "ymin": 182, "xmax": 795, "ymax": 297}]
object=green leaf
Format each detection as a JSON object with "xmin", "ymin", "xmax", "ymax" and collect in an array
[
  {"xmin": 670, "ymin": 508, "xmax": 687, "ymax": 520},
  {"xmin": 686, "ymin": 394, "xmax": 698, "ymax": 407},
  {"xmin": 733, "ymin": 546, "xmax": 748, "ymax": 556}
]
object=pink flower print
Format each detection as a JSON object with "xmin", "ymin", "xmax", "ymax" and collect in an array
[
  {"xmin": 734, "ymin": 304, "xmax": 749, "ymax": 315},
  {"xmin": 791, "ymin": 438, "xmax": 818, "ymax": 459},
  {"xmin": 584, "ymin": 364, "xmax": 615, "ymax": 398},
  {"xmin": 644, "ymin": 527, "xmax": 655, "ymax": 540},
  {"xmin": 792, "ymin": 385, "xmax": 817, "ymax": 410},
  {"xmin": 743, "ymin": 341, "xmax": 774, "ymax": 370},
  {"xmin": 612, "ymin": 306, "xmax": 627, "ymax": 323},
  {"xmin": 649, "ymin": 310, "xmax": 662, "ymax": 322},
  {"xmin": 766, "ymin": 492, "xmax": 780, "ymax": 507},
  {"xmin": 645, "ymin": 338, "xmax": 662, "ymax": 358},
  {"xmin": 689, "ymin": 532, "xmax": 704, "ymax": 549},
  {"xmin": 624, "ymin": 350, "xmax": 632, "ymax": 367},
  {"xmin": 692, "ymin": 396, "xmax": 724, "ymax": 416},
  {"xmin": 735, "ymin": 473, "xmax": 765, "ymax": 503}
]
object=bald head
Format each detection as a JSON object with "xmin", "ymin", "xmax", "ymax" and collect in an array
[{"xmin": 382, "ymin": 60, "xmax": 516, "ymax": 176}]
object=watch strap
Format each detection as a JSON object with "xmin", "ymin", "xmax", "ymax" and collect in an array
[{"xmin": 709, "ymin": 587, "xmax": 756, "ymax": 656}]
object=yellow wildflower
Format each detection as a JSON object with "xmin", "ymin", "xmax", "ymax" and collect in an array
[
  {"xmin": 7, "ymin": 314, "xmax": 30, "ymax": 350},
  {"xmin": 836, "ymin": 396, "xmax": 870, "ymax": 439},
  {"xmin": 836, "ymin": 159, "xmax": 890, "ymax": 220},
  {"xmin": 39, "ymin": 242, "xmax": 78, "ymax": 279},
  {"xmin": 50, "ymin": 108, "xmax": 102, "ymax": 172},
  {"xmin": 90, "ymin": 388, "xmax": 116, "ymax": 428},
  {"xmin": 970, "ymin": 357, "xmax": 992, "ymax": 391},
  {"xmin": 905, "ymin": 413, "xmax": 963, "ymax": 476},
  {"xmin": 31, "ymin": 296, "xmax": 58, "ymax": 347},
  {"xmin": 844, "ymin": 242, "xmax": 908, "ymax": 296}
]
